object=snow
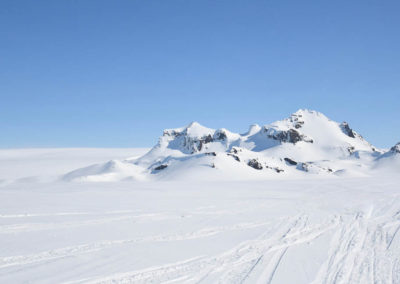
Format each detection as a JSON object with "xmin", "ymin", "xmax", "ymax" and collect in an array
[
  {"xmin": 63, "ymin": 160, "xmax": 148, "ymax": 182},
  {"xmin": 1, "ymin": 110, "xmax": 399, "ymax": 283},
  {"xmin": 0, "ymin": 148, "xmax": 399, "ymax": 283},
  {"xmin": 0, "ymin": 148, "xmax": 149, "ymax": 185},
  {"xmin": 56, "ymin": 110, "xmax": 396, "ymax": 182}
]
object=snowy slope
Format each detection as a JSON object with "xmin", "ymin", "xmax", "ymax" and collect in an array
[
  {"xmin": 0, "ymin": 148, "xmax": 149, "ymax": 185},
  {"xmin": 373, "ymin": 142, "xmax": 400, "ymax": 173},
  {"xmin": 1, "ymin": 149, "xmax": 400, "ymax": 283},
  {"xmin": 62, "ymin": 109, "xmax": 397, "ymax": 182},
  {"xmin": 0, "ymin": 150, "xmax": 400, "ymax": 284}
]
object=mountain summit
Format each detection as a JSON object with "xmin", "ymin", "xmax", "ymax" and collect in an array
[
  {"xmin": 390, "ymin": 142, "xmax": 400, "ymax": 154},
  {"xmin": 63, "ymin": 110, "xmax": 397, "ymax": 182}
]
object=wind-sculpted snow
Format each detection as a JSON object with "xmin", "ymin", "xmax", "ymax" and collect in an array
[{"xmin": 60, "ymin": 109, "xmax": 397, "ymax": 182}]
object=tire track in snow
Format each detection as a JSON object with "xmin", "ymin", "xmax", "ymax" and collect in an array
[
  {"xmin": 65, "ymin": 215, "xmax": 338, "ymax": 284},
  {"xmin": 312, "ymin": 206, "xmax": 400, "ymax": 284},
  {"xmin": 0, "ymin": 221, "xmax": 270, "ymax": 269},
  {"xmin": 0, "ymin": 206, "xmax": 251, "ymax": 234},
  {"xmin": 265, "ymin": 247, "xmax": 288, "ymax": 284},
  {"xmin": 0, "ymin": 213, "xmax": 176, "ymax": 234},
  {"xmin": 0, "ymin": 210, "xmax": 140, "ymax": 218}
]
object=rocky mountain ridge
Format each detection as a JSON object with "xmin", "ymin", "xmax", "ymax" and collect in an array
[{"xmin": 63, "ymin": 109, "xmax": 399, "ymax": 181}]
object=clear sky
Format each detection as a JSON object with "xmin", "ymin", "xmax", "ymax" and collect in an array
[{"xmin": 1, "ymin": 0, "xmax": 399, "ymax": 148}]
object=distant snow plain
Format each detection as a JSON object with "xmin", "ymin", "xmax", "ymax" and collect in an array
[{"xmin": 0, "ymin": 148, "xmax": 399, "ymax": 283}]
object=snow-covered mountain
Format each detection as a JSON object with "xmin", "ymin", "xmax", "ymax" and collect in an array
[
  {"xmin": 390, "ymin": 142, "xmax": 400, "ymax": 154},
  {"xmin": 63, "ymin": 109, "xmax": 397, "ymax": 182},
  {"xmin": 373, "ymin": 141, "xmax": 400, "ymax": 172}
]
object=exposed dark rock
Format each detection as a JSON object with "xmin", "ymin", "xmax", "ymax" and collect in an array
[
  {"xmin": 296, "ymin": 163, "xmax": 332, "ymax": 174},
  {"xmin": 390, "ymin": 142, "xmax": 400, "ymax": 153},
  {"xmin": 214, "ymin": 131, "xmax": 227, "ymax": 141},
  {"xmin": 297, "ymin": 163, "xmax": 309, "ymax": 172},
  {"xmin": 230, "ymin": 147, "xmax": 242, "ymax": 154},
  {"xmin": 205, "ymin": 152, "xmax": 217, "ymax": 156},
  {"xmin": 340, "ymin": 122, "xmax": 356, "ymax": 138},
  {"xmin": 204, "ymin": 134, "xmax": 213, "ymax": 143},
  {"xmin": 154, "ymin": 164, "xmax": 168, "ymax": 171},
  {"xmin": 284, "ymin": 129, "xmax": 302, "ymax": 143},
  {"xmin": 265, "ymin": 165, "xmax": 284, "ymax": 173},
  {"xmin": 163, "ymin": 130, "xmax": 182, "ymax": 137},
  {"xmin": 228, "ymin": 153, "xmax": 240, "ymax": 162},
  {"xmin": 347, "ymin": 146, "xmax": 355, "ymax": 155},
  {"xmin": 290, "ymin": 113, "xmax": 302, "ymax": 121},
  {"xmin": 293, "ymin": 120, "xmax": 304, "ymax": 129},
  {"xmin": 284, "ymin": 157, "xmax": 297, "ymax": 166},
  {"xmin": 247, "ymin": 159, "xmax": 263, "ymax": 170},
  {"xmin": 196, "ymin": 135, "xmax": 214, "ymax": 152},
  {"xmin": 268, "ymin": 129, "xmax": 312, "ymax": 144}
]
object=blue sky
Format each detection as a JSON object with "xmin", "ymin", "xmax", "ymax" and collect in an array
[{"xmin": 1, "ymin": 0, "xmax": 399, "ymax": 148}]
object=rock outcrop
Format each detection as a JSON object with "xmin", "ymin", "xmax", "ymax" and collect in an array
[
  {"xmin": 340, "ymin": 122, "xmax": 356, "ymax": 138},
  {"xmin": 390, "ymin": 142, "xmax": 400, "ymax": 154}
]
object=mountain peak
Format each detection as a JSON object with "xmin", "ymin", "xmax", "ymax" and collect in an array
[
  {"xmin": 184, "ymin": 121, "xmax": 214, "ymax": 137},
  {"xmin": 390, "ymin": 142, "xmax": 400, "ymax": 154},
  {"xmin": 293, "ymin": 109, "xmax": 322, "ymax": 116},
  {"xmin": 65, "ymin": 109, "xmax": 395, "ymax": 182},
  {"xmin": 187, "ymin": 121, "xmax": 202, "ymax": 128},
  {"xmin": 245, "ymin": 124, "xmax": 262, "ymax": 136},
  {"xmin": 162, "ymin": 121, "xmax": 213, "ymax": 139}
]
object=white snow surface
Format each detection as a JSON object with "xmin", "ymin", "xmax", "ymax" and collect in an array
[
  {"xmin": 0, "ymin": 148, "xmax": 149, "ymax": 185},
  {"xmin": 0, "ymin": 148, "xmax": 400, "ymax": 284}
]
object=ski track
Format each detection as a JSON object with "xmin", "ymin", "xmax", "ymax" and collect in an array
[
  {"xmin": 0, "ymin": 221, "xmax": 270, "ymax": 269},
  {"xmin": 2, "ymin": 203, "xmax": 400, "ymax": 283},
  {"xmin": 53, "ymin": 207, "xmax": 400, "ymax": 284},
  {"xmin": 311, "ymin": 204, "xmax": 400, "ymax": 284},
  {"xmin": 0, "ymin": 210, "xmax": 143, "ymax": 219},
  {"xmin": 63, "ymin": 215, "xmax": 340, "ymax": 284},
  {"xmin": 0, "ymin": 206, "xmax": 251, "ymax": 235},
  {"xmin": 0, "ymin": 213, "xmax": 174, "ymax": 234}
]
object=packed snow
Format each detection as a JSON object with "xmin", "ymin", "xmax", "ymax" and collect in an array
[{"xmin": 1, "ymin": 110, "xmax": 400, "ymax": 283}]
